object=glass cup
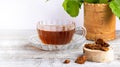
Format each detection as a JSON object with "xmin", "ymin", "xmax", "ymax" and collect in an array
[{"xmin": 37, "ymin": 20, "xmax": 86, "ymax": 46}]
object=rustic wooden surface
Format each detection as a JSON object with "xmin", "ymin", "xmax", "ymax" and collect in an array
[{"xmin": 0, "ymin": 30, "xmax": 120, "ymax": 67}]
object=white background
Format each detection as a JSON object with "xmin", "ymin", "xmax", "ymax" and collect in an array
[{"xmin": 0, "ymin": 0, "xmax": 120, "ymax": 30}]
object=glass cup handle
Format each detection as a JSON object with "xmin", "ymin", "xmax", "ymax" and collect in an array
[{"xmin": 74, "ymin": 26, "xmax": 86, "ymax": 42}]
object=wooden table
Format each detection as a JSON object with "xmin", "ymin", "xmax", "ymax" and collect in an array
[{"xmin": 0, "ymin": 30, "xmax": 120, "ymax": 67}]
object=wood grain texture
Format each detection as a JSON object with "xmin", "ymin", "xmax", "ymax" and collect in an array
[{"xmin": 0, "ymin": 30, "xmax": 120, "ymax": 67}]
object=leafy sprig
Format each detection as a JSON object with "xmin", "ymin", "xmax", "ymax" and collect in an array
[
  {"xmin": 62, "ymin": 0, "xmax": 120, "ymax": 18},
  {"xmin": 109, "ymin": 0, "xmax": 120, "ymax": 19},
  {"xmin": 62, "ymin": 0, "xmax": 83, "ymax": 17}
]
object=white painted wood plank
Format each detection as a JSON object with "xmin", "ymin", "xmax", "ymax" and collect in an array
[{"xmin": 0, "ymin": 30, "xmax": 119, "ymax": 67}]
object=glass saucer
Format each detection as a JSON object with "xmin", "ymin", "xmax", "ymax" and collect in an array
[{"xmin": 29, "ymin": 34, "xmax": 86, "ymax": 51}]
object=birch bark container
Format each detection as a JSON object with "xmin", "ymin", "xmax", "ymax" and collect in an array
[{"xmin": 84, "ymin": 3, "xmax": 116, "ymax": 41}]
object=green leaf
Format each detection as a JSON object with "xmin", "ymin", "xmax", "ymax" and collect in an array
[
  {"xmin": 99, "ymin": 0, "xmax": 109, "ymax": 3},
  {"xmin": 62, "ymin": 0, "xmax": 83, "ymax": 17},
  {"xmin": 85, "ymin": 0, "xmax": 98, "ymax": 3},
  {"xmin": 85, "ymin": 0, "xmax": 110, "ymax": 3},
  {"xmin": 109, "ymin": 0, "xmax": 120, "ymax": 18}
]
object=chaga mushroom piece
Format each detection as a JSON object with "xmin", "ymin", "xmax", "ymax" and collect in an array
[
  {"xmin": 63, "ymin": 59, "xmax": 70, "ymax": 64},
  {"xmin": 95, "ymin": 39, "xmax": 105, "ymax": 45},
  {"xmin": 95, "ymin": 39, "xmax": 110, "ymax": 47},
  {"xmin": 100, "ymin": 47, "xmax": 109, "ymax": 51},
  {"xmin": 75, "ymin": 55, "xmax": 86, "ymax": 64},
  {"xmin": 84, "ymin": 44, "xmax": 102, "ymax": 50},
  {"xmin": 84, "ymin": 39, "xmax": 110, "ymax": 51},
  {"xmin": 103, "ymin": 42, "xmax": 110, "ymax": 47},
  {"xmin": 84, "ymin": 44, "xmax": 93, "ymax": 49}
]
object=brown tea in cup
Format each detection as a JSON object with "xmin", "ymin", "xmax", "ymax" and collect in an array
[{"xmin": 37, "ymin": 22, "xmax": 75, "ymax": 45}]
